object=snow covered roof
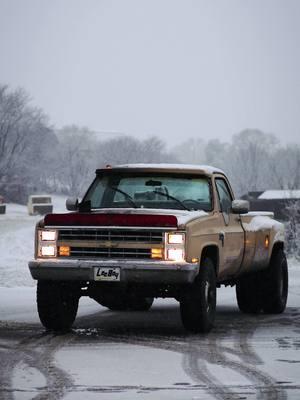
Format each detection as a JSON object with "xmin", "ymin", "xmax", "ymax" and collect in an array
[
  {"xmin": 28, "ymin": 194, "xmax": 52, "ymax": 198},
  {"xmin": 258, "ymin": 190, "xmax": 300, "ymax": 200},
  {"xmin": 97, "ymin": 163, "xmax": 225, "ymax": 176}
]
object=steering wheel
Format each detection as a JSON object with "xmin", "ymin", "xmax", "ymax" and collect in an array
[{"xmin": 182, "ymin": 199, "xmax": 201, "ymax": 206}]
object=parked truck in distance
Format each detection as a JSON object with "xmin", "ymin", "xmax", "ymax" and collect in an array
[
  {"xmin": 29, "ymin": 164, "xmax": 288, "ymax": 333},
  {"xmin": 0, "ymin": 195, "xmax": 6, "ymax": 214},
  {"xmin": 27, "ymin": 195, "xmax": 53, "ymax": 216}
]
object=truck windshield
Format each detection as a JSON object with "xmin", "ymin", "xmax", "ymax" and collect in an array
[{"xmin": 83, "ymin": 173, "xmax": 212, "ymax": 211}]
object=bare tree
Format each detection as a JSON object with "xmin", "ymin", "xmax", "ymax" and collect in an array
[
  {"xmin": 171, "ymin": 137, "xmax": 206, "ymax": 164},
  {"xmin": 97, "ymin": 135, "xmax": 176, "ymax": 166},
  {"xmin": 0, "ymin": 84, "xmax": 56, "ymax": 201},
  {"xmin": 56, "ymin": 125, "xmax": 97, "ymax": 196},
  {"xmin": 228, "ymin": 129, "xmax": 278, "ymax": 196},
  {"xmin": 284, "ymin": 199, "xmax": 300, "ymax": 260},
  {"xmin": 0, "ymin": 85, "xmax": 30, "ymax": 179},
  {"xmin": 269, "ymin": 145, "xmax": 300, "ymax": 190}
]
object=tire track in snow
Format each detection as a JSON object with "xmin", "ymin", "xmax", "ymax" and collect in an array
[
  {"xmin": 204, "ymin": 334, "xmax": 287, "ymax": 400},
  {"xmin": 0, "ymin": 325, "xmax": 75, "ymax": 400},
  {"xmin": 89, "ymin": 331, "xmax": 263, "ymax": 400},
  {"xmin": 0, "ymin": 304, "xmax": 298, "ymax": 399},
  {"xmin": 73, "ymin": 308, "xmax": 291, "ymax": 400}
]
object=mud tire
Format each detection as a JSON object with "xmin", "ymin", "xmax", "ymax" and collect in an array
[
  {"xmin": 262, "ymin": 248, "xmax": 288, "ymax": 314},
  {"xmin": 236, "ymin": 272, "xmax": 263, "ymax": 314},
  {"xmin": 180, "ymin": 257, "xmax": 216, "ymax": 333},
  {"xmin": 37, "ymin": 280, "xmax": 79, "ymax": 331}
]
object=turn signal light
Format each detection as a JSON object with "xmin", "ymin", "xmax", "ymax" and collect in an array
[
  {"xmin": 151, "ymin": 248, "xmax": 163, "ymax": 259},
  {"xmin": 59, "ymin": 246, "xmax": 70, "ymax": 256}
]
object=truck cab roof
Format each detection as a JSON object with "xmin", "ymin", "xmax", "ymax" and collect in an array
[{"xmin": 96, "ymin": 163, "xmax": 225, "ymax": 176}]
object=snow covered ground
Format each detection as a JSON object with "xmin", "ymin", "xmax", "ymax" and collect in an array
[
  {"xmin": 0, "ymin": 195, "xmax": 67, "ymax": 287},
  {"xmin": 0, "ymin": 199, "xmax": 300, "ymax": 399}
]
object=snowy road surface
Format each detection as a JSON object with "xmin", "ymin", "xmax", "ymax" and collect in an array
[{"xmin": 0, "ymin": 198, "xmax": 300, "ymax": 399}]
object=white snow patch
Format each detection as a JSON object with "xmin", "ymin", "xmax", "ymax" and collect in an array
[
  {"xmin": 259, "ymin": 190, "xmax": 300, "ymax": 199},
  {"xmin": 56, "ymin": 344, "xmax": 193, "ymax": 387},
  {"xmin": 247, "ymin": 211, "xmax": 274, "ymax": 217},
  {"xmin": 111, "ymin": 163, "xmax": 225, "ymax": 175},
  {"xmin": 242, "ymin": 215, "xmax": 283, "ymax": 232},
  {"xmin": 176, "ymin": 210, "xmax": 208, "ymax": 226},
  {"xmin": 12, "ymin": 361, "xmax": 46, "ymax": 400},
  {"xmin": 0, "ymin": 195, "xmax": 67, "ymax": 287},
  {"xmin": 205, "ymin": 362, "xmax": 253, "ymax": 386},
  {"xmin": 0, "ymin": 286, "xmax": 101, "ymax": 322}
]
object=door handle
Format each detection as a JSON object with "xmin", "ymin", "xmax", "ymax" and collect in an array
[{"xmin": 219, "ymin": 232, "xmax": 225, "ymax": 247}]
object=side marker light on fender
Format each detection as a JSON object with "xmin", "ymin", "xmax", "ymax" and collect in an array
[{"xmin": 264, "ymin": 235, "xmax": 269, "ymax": 248}]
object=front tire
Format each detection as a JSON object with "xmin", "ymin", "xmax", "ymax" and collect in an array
[
  {"xmin": 180, "ymin": 257, "xmax": 216, "ymax": 333},
  {"xmin": 37, "ymin": 281, "xmax": 79, "ymax": 331}
]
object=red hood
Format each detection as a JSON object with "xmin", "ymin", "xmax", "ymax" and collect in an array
[{"xmin": 44, "ymin": 212, "xmax": 178, "ymax": 228}]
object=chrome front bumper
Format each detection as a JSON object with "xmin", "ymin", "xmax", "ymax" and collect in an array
[{"xmin": 28, "ymin": 259, "xmax": 199, "ymax": 284}]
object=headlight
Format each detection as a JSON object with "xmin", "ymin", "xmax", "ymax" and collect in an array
[
  {"xmin": 167, "ymin": 249, "xmax": 184, "ymax": 262},
  {"xmin": 168, "ymin": 233, "xmax": 185, "ymax": 244},
  {"xmin": 41, "ymin": 245, "xmax": 56, "ymax": 257},
  {"xmin": 38, "ymin": 229, "xmax": 57, "ymax": 257},
  {"xmin": 165, "ymin": 231, "xmax": 185, "ymax": 262},
  {"xmin": 40, "ymin": 230, "xmax": 57, "ymax": 241}
]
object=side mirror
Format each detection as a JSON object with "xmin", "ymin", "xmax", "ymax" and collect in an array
[
  {"xmin": 66, "ymin": 197, "xmax": 79, "ymax": 211},
  {"xmin": 231, "ymin": 199, "xmax": 249, "ymax": 214}
]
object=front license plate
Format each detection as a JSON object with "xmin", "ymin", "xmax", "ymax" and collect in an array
[{"xmin": 94, "ymin": 267, "xmax": 121, "ymax": 281}]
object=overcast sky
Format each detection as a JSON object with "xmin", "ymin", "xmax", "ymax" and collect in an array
[{"xmin": 0, "ymin": 0, "xmax": 299, "ymax": 145}]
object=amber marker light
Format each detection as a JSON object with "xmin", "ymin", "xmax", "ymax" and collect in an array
[
  {"xmin": 59, "ymin": 246, "xmax": 70, "ymax": 256},
  {"xmin": 151, "ymin": 248, "xmax": 163, "ymax": 259},
  {"xmin": 264, "ymin": 235, "xmax": 270, "ymax": 249}
]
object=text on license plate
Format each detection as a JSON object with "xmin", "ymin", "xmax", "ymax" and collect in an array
[{"xmin": 94, "ymin": 267, "xmax": 120, "ymax": 281}]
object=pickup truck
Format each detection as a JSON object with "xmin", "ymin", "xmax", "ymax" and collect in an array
[
  {"xmin": 28, "ymin": 164, "xmax": 288, "ymax": 333},
  {"xmin": 27, "ymin": 195, "xmax": 53, "ymax": 216}
]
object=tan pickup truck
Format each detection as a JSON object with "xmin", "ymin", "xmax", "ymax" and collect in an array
[{"xmin": 29, "ymin": 164, "xmax": 288, "ymax": 333}]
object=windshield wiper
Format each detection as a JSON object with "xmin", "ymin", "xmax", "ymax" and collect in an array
[
  {"xmin": 152, "ymin": 190, "xmax": 190, "ymax": 211},
  {"xmin": 109, "ymin": 186, "xmax": 138, "ymax": 208}
]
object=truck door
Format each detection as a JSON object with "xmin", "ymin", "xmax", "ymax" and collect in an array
[{"xmin": 215, "ymin": 177, "xmax": 244, "ymax": 278}]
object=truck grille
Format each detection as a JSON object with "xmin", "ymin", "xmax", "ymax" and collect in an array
[
  {"xmin": 69, "ymin": 247, "xmax": 151, "ymax": 259},
  {"xmin": 57, "ymin": 228, "xmax": 164, "ymax": 260},
  {"xmin": 58, "ymin": 229, "xmax": 163, "ymax": 243}
]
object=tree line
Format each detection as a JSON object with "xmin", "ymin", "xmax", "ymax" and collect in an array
[
  {"xmin": 1, "ymin": 84, "xmax": 299, "ymax": 258},
  {"xmin": 1, "ymin": 84, "xmax": 299, "ymax": 200}
]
